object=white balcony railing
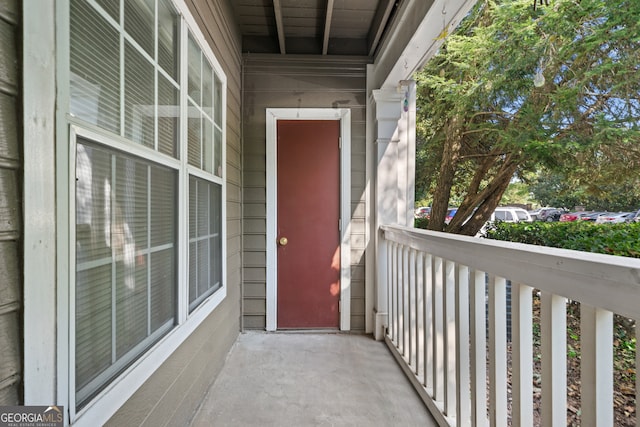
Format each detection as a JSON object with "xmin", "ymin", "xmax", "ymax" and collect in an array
[{"xmin": 379, "ymin": 224, "xmax": 640, "ymax": 427}]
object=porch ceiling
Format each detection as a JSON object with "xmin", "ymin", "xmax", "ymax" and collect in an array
[{"xmin": 229, "ymin": 0, "xmax": 400, "ymax": 56}]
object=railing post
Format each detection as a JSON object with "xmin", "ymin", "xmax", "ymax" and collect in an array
[
  {"xmin": 432, "ymin": 256, "xmax": 444, "ymax": 402},
  {"xmin": 541, "ymin": 292, "xmax": 567, "ymax": 426},
  {"xmin": 456, "ymin": 265, "xmax": 470, "ymax": 426},
  {"xmin": 444, "ymin": 260, "xmax": 457, "ymax": 417},
  {"xmin": 512, "ymin": 283, "xmax": 533, "ymax": 427},
  {"xmin": 470, "ymin": 269, "xmax": 488, "ymax": 427},
  {"xmin": 580, "ymin": 304, "xmax": 613, "ymax": 427},
  {"xmin": 489, "ymin": 275, "xmax": 508, "ymax": 427}
]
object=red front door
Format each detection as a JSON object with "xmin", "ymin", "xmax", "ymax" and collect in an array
[{"xmin": 277, "ymin": 120, "xmax": 340, "ymax": 329}]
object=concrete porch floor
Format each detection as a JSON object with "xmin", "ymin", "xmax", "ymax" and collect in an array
[{"xmin": 190, "ymin": 332, "xmax": 437, "ymax": 426}]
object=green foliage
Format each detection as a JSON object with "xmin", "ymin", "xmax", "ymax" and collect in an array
[
  {"xmin": 414, "ymin": 217, "xmax": 430, "ymax": 230},
  {"xmin": 415, "ymin": 0, "xmax": 640, "ymax": 233},
  {"xmin": 485, "ymin": 221, "xmax": 640, "ymax": 258}
]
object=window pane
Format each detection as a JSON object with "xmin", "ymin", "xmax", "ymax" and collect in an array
[
  {"xmin": 188, "ymin": 176, "xmax": 223, "ymax": 310},
  {"xmin": 124, "ymin": 0, "xmax": 155, "ymax": 57},
  {"xmin": 76, "ymin": 265, "xmax": 112, "ymax": 394},
  {"xmin": 187, "ymin": 104, "xmax": 201, "ymax": 167},
  {"xmin": 70, "ymin": 0, "xmax": 120, "ymax": 133},
  {"xmin": 189, "ymin": 177, "xmax": 197, "ymax": 239},
  {"xmin": 115, "ymin": 157, "xmax": 148, "ymax": 250},
  {"xmin": 188, "ymin": 241, "xmax": 197, "ymax": 304},
  {"xmin": 150, "ymin": 248, "xmax": 175, "ymax": 330},
  {"xmin": 210, "ymin": 184, "xmax": 222, "ymax": 289},
  {"xmin": 125, "ymin": 41, "xmax": 155, "ymax": 148},
  {"xmin": 202, "ymin": 61, "xmax": 213, "ymax": 116},
  {"xmin": 75, "ymin": 139, "xmax": 177, "ymax": 407},
  {"xmin": 203, "ymin": 119, "xmax": 213, "ymax": 174},
  {"xmin": 158, "ymin": 0, "xmax": 179, "ymax": 80},
  {"xmin": 214, "ymin": 74, "xmax": 222, "ymax": 126},
  {"xmin": 150, "ymin": 166, "xmax": 176, "ymax": 246},
  {"xmin": 158, "ymin": 73, "xmax": 179, "ymax": 158},
  {"xmin": 214, "ymin": 126, "xmax": 222, "ymax": 177},
  {"xmin": 116, "ymin": 256, "xmax": 148, "ymax": 358},
  {"xmin": 76, "ymin": 144, "xmax": 112, "ymax": 263},
  {"xmin": 188, "ymin": 34, "xmax": 201, "ymax": 106}
]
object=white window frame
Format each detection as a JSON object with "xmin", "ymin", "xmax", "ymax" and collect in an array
[
  {"xmin": 22, "ymin": 1, "xmax": 225, "ymax": 425},
  {"xmin": 265, "ymin": 108, "xmax": 351, "ymax": 332}
]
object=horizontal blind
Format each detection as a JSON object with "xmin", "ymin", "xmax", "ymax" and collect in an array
[
  {"xmin": 188, "ymin": 176, "xmax": 222, "ymax": 311},
  {"xmin": 75, "ymin": 139, "xmax": 176, "ymax": 406}
]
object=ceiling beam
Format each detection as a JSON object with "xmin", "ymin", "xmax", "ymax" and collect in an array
[
  {"xmin": 367, "ymin": 0, "xmax": 396, "ymax": 56},
  {"xmin": 322, "ymin": 0, "xmax": 335, "ymax": 55},
  {"xmin": 273, "ymin": 0, "xmax": 286, "ymax": 54}
]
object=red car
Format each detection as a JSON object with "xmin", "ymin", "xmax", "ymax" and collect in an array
[{"xmin": 559, "ymin": 211, "xmax": 590, "ymax": 222}]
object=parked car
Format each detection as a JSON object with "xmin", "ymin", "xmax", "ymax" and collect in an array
[
  {"xmin": 490, "ymin": 207, "xmax": 533, "ymax": 223},
  {"xmin": 595, "ymin": 212, "xmax": 635, "ymax": 224},
  {"xmin": 581, "ymin": 211, "xmax": 607, "ymax": 221},
  {"xmin": 530, "ymin": 207, "xmax": 563, "ymax": 222},
  {"xmin": 445, "ymin": 207, "xmax": 458, "ymax": 224},
  {"xmin": 633, "ymin": 209, "xmax": 640, "ymax": 222},
  {"xmin": 477, "ymin": 206, "xmax": 533, "ymax": 237},
  {"xmin": 559, "ymin": 211, "xmax": 590, "ymax": 222},
  {"xmin": 414, "ymin": 206, "xmax": 431, "ymax": 218}
]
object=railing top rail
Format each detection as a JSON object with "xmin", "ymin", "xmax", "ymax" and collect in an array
[{"xmin": 380, "ymin": 224, "xmax": 640, "ymax": 319}]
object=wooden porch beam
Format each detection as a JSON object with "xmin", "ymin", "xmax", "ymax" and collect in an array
[
  {"xmin": 322, "ymin": 0, "xmax": 335, "ymax": 55},
  {"xmin": 273, "ymin": 0, "xmax": 286, "ymax": 54},
  {"xmin": 367, "ymin": 0, "xmax": 395, "ymax": 56}
]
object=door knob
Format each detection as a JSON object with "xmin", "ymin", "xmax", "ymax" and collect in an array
[{"xmin": 278, "ymin": 237, "xmax": 288, "ymax": 246}]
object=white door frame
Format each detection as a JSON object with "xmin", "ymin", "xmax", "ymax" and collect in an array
[{"xmin": 265, "ymin": 108, "xmax": 351, "ymax": 331}]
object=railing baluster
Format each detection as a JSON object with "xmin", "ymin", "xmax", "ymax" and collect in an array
[
  {"xmin": 424, "ymin": 254, "xmax": 433, "ymax": 391},
  {"xmin": 444, "ymin": 260, "xmax": 457, "ymax": 416},
  {"xmin": 580, "ymin": 304, "xmax": 613, "ymax": 426},
  {"xmin": 408, "ymin": 248, "xmax": 416, "ymax": 367},
  {"xmin": 470, "ymin": 269, "xmax": 488, "ymax": 427},
  {"xmin": 489, "ymin": 275, "xmax": 508, "ymax": 427},
  {"xmin": 392, "ymin": 242, "xmax": 398, "ymax": 345},
  {"xmin": 386, "ymin": 239, "xmax": 393, "ymax": 341},
  {"xmin": 395, "ymin": 242, "xmax": 401, "ymax": 348},
  {"xmin": 512, "ymin": 283, "xmax": 533, "ymax": 427},
  {"xmin": 402, "ymin": 246, "xmax": 409, "ymax": 359},
  {"xmin": 416, "ymin": 252, "xmax": 424, "ymax": 379},
  {"xmin": 541, "ymin": 292, "xmax": 567, "ymax": 426},
  {"xmin": 456, "ymin": 265, "xmax": 471, "ymax": 426},
  {"xmin": 433, "ymin": 256, "xmax": 445, "ymax": 402}
]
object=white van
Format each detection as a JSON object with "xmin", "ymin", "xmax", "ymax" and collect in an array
[
  {"xmin": 490, "ymin": 207, "xmax": 533, "ymax": 223},
  {"xmin": 477, "ymin": 207, "xmax": 533, "ymax": 237}
]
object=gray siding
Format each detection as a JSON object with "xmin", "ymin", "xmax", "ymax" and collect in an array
[
  {"xmin": 106, "ymin": 0, "xmax": 242, "ymax": 425},
  {"xmin": 0, "ymin": 0, "xmax": 21, "ymax": 406},
  {"xmin": 242, "ymin": 55, "xmax": 369, "ymax": 331}
]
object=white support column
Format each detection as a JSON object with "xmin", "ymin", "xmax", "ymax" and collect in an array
[
  {"xmin": 370, "ymin": 82, "xmax": 417, "ymax": 340},
  {"xmin": 371, "ymin": 88, "xmax": 403, "ymax": 340},
  {"xmin": 396, "ymin": 80, "xmax": 416, "ymax": 226}
]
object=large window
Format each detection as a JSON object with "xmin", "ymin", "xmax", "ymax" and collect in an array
[{"xmin": 69, "ymin": 0, "xmax": 225, "ymax": 410}]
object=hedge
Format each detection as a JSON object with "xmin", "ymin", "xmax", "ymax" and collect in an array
[{"xmin": 484, "ymin": 221, "xmax": 640, "ymax": 258}]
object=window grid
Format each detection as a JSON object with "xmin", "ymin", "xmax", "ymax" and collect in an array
[
  {"xmin": 74, "ymin": 141, "xmax": 177, "ymax": 406},
  {"xmin": 70, "ymin": 0, "xmax": 226, "ymax": 413}
]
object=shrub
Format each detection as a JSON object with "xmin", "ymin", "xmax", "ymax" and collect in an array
[{"xmin": 485, "ymin": 221, "xmax": 640, "ymax": 258}]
